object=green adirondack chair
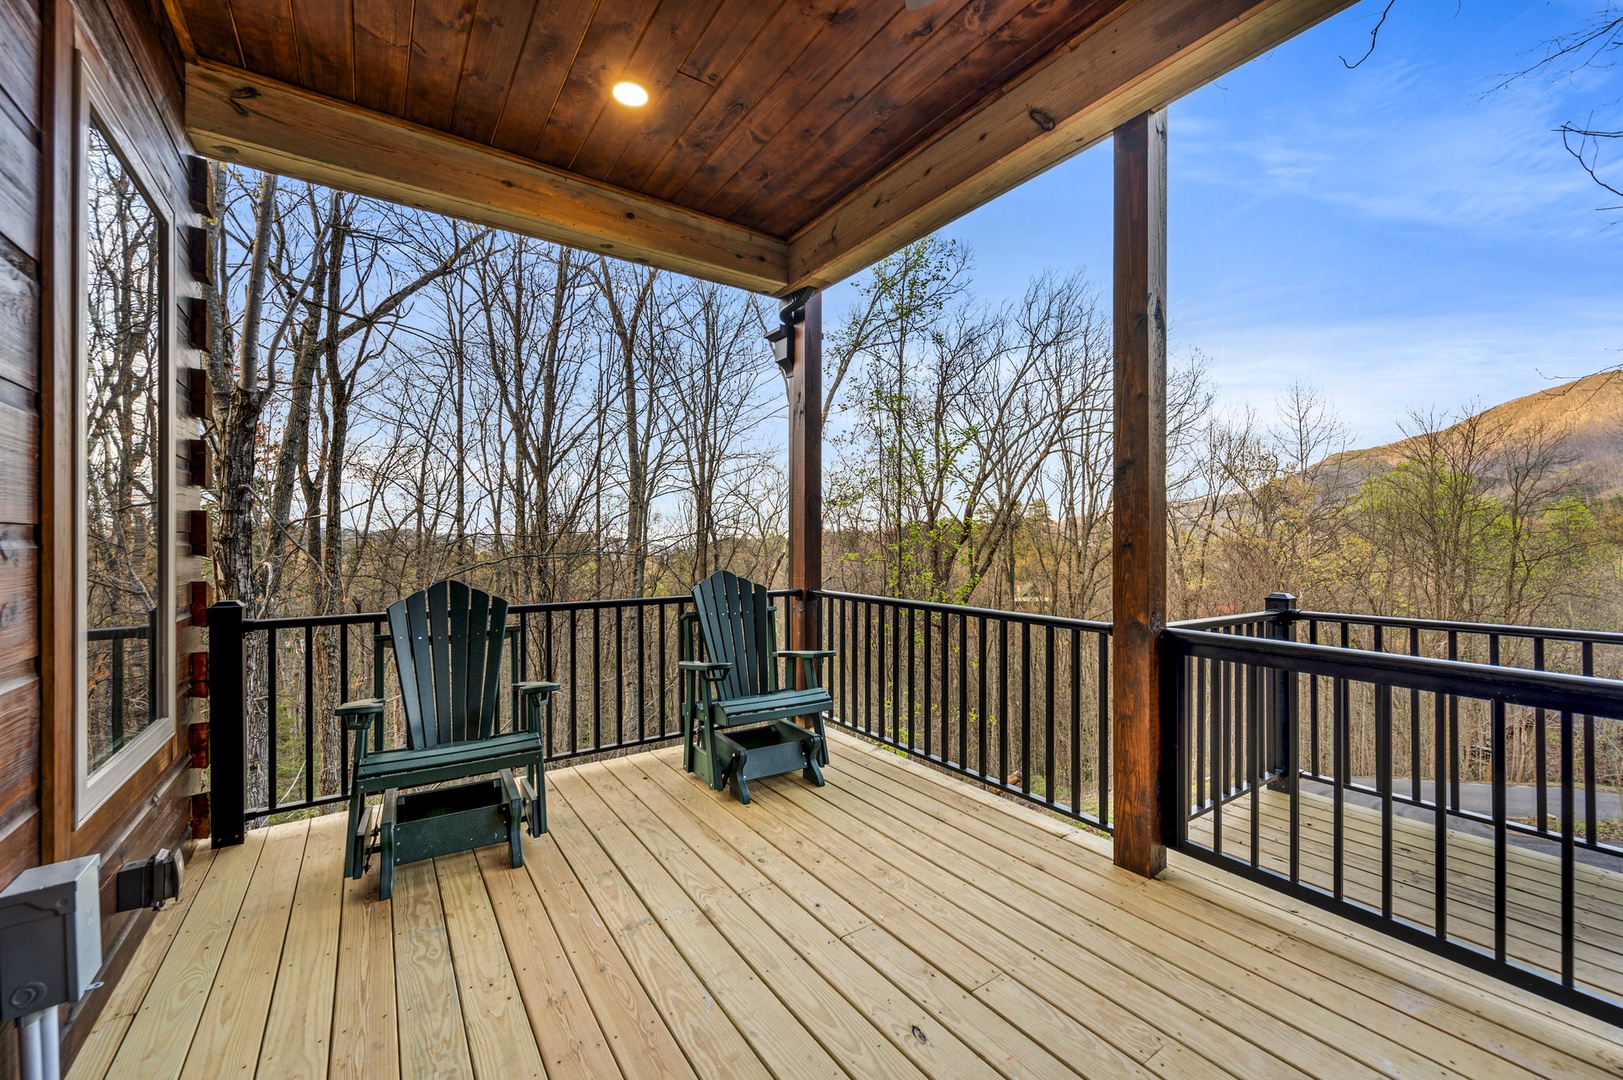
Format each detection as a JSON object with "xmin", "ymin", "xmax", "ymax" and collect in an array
[
  {"xmin": 339, "ymin": 580, "xmax": 559, "ymax": 899},
  {"xmin": 680, "ymin": 570, "xmax": 832, "ymax": 803}
]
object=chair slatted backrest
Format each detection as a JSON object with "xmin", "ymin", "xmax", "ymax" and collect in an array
[
  {"xmin": 692, "ymin": 571, "xmax": 779, "ymax": 701},
  {"xmin": 385, "ymin": 580, "xmax": 509, "ymax": 748}
]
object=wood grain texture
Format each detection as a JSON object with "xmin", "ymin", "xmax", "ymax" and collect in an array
[
  {"xmin": 102, "ymin": 830, "xmax": 265, "ymax": 1080},
  {"xmin": 789, "ymin": 0, "xmax": 1356, "ymax": 290},
  {"xmin": 0, "ymin": 0, "xmax": 40, "ymax": 135},
  {"xmin": 0, "ymin": 238, "xmax": 37, "ymax": 391},
  {"xmin": 256, "ymin": 814, "xmax": 346, "ymax": 1079},
  {"xmin": 329, "ymin": 867, "xmax": 399, "ymax": 1079},
  {"xmin": 176, "ymin": 821, "xmax": 308, "ymax": 1080},
  {"xmin": 435, "ymin": 851, "xmax": 548, "ymax": 1078},
  {"xmin": 65, "ymin": 740, "xmax": 1623, "ymax": 1080},
  {"xmin": 405, "ymin": 0, "xmax": 478, "ymax": 131},
  {"xmin": 290, "ymin": 0, "xmax": 354, "ymax": 100},
  {"xmin": 475, "ymin": 843, "xmax": 622, "ymax": 1080},
  {"xmin": 186, "ymin": 61, "xmax": 789, "ymax": 293},
  {"xmin": 351, "ymin": 0, "xmax": 411, "ymax": 114},
  {"xmin": 0, "ymin": 84, "xmax": 40, "ymax": 260},
  {"xmin": 37, "ymin": 0, "xmax": 73, "ymax": 866},
  {"xmin": 392, "ymin": 859, "xmax": 475, "ymax": 1078},
  {"xmin": 1111, "ymin": 109, "xmax": 1167, "ymax": 879}
]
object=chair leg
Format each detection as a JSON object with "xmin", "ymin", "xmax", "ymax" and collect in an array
[
  {"xmin": 499, "ymin": 769, "xmax": 525, "ymax": 870},
  {"xmin": 379, "ymin": 789, "xmax": 399, "ymax": 901},
  {"xmin": 529, "ymin": 763, "xmax": 546, "ymax": 836},
  {"xmin": 815, "ymin": 714, "xmax": 829, "ymax": 766},
  {"xmin": 681, "ymin": 706, "xmax": 695, "ymax": 774},
  {"xmin": 804, "ymin": 742, "xmax": 825, "ymax": 787},
  {"xmin": 345, "ymin": 786, "xmax": 366, "ymax": 879}
]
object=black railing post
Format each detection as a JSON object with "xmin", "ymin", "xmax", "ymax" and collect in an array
[
  {"xmin": 208, "ymin": 600, "xmax": 247, "ymax": 847},
  {"xmin": 1264, "ymin": 593, "xmax": 1297, "ymax": 789}
]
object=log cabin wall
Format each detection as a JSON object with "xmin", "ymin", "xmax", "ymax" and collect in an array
[{"xmin": 0, "ymin": 0, "xmax": 201, "ymax": 1070}]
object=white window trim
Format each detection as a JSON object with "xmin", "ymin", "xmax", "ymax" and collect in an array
[{"xmin": 72, "ymin": 57, "xmax": 180, "ymax": 826}]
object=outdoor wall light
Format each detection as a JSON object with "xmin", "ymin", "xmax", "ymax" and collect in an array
[{"xmin": 612, "ymin": 82, "xmax": 649, "ymax": 107}]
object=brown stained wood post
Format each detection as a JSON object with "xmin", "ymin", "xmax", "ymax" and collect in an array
[
  {"xmin": 39, "ymin": 0, "xmax": 76, "ymax": 862},
  {"xmin": 1111, "ymin": 109, "xmax": 1169, "ymax": 878},
  {"xmin": 785, "ymin": 291, "xmax": 823, "ymax": 670}
]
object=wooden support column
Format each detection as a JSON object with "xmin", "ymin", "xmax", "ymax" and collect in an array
[
  {"xmin": 39, "ymin": 0, "xmax": 76, "ymax": 861},
  {"xmin": 785, "ymin": 291, "xmax": 823, "ymax": 663},
  {"xmin": 1111, "ymin": 110, "xmax": 1169, "ymax": 878}
]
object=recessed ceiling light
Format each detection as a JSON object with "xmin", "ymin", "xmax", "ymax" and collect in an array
[{"xmin": 612, "ymin": 81, "xmax": 649, "ymax": 107}]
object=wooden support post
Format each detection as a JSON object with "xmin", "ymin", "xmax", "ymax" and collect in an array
[
  {"xmin": 785, "ymin": 292, "xmax": 823, "ymax": 663},
  {"xmin": 208, "ymin": 601, "xmax": 246, "ymax": 846},
  {"xmin": 39, "ymin": 0, "xmax": 76, "ymax": 862},
  {"xmin": 1111, "ymin": 110, "xmax": 1169, "ymax": 878}
]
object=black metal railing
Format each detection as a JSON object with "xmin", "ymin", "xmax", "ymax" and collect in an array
[
  {"xmin": 87, "ymin": 615, "xmax": 159, "ymax": 770},
  {"xmin": 815, "ymin": 590, "xmax": 1113, "ymax": 832},
  {"xmin": 207, "ymin": 590, "xmax": 795, "ymax": 839},
  {"xmin": 1168, "ymin": 601, "xmax": 1623, "ymax": 1025}
]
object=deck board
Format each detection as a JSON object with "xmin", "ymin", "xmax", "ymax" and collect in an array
[{"xmin": 70, "ymin": 731, "xmax": 1622, "ymax": 1079}]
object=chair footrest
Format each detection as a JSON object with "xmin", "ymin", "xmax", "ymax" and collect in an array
[{"xmin": 383, "ymin": 778, "xmax": 516, "ymax": 868}]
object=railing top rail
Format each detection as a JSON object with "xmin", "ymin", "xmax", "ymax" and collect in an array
[
  {"xmin": 87, "ymin": 623, "xmax": 152, "ymax": 640},
  {"xmin": 236, "ymin": 588, "xmax": 798, "ymax": 632},
  {"xmin": 1167, "ymin": 626, "xmax": 1623, "ymax": 716},
  {"xmin": 812, "ymin": 589, "xmax": 1112, "ymax": 633},
  {"xmin": 1293, "ymin": 609, "xmax": 1623, "ymax": 646},
  {"xmin": 1166, "ymin": 610, "xmax": 1278, "ymax": 632}
]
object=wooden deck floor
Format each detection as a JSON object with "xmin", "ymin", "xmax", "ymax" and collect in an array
[
  {"xmin": 70, "ymin": 731, "xmax": 1623, "ymax": 1079},
  {"xmin": 1186, "ymin": 783, "xmax": 1623, "ymax": 1002}
]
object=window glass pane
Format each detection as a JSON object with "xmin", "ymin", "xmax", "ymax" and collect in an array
[{"xmin": 84, "ymin": 122, "xmax": 163, "ymax": 771}]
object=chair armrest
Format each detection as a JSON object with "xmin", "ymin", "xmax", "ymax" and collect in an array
[
  {"xmin": 336, "ymin": 699, "xmax": 384, "ymax": 729},
  {"xmin": 775, "ymin": 650, "xmax": 836, "ymax": 660},
  {"xmin": 678, "ymin": 660, "xmax": 732, "ymax": 680},
  {"xmin": 514, "ymin": 680, "xmax": 561, "ymax": 699}
]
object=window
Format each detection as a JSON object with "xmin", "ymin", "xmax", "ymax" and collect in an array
[{"xmin": 76, "ymin": 100, "xmax": 174, "ymax": 819}]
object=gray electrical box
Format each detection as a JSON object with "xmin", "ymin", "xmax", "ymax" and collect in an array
[{"xmin": 0, "ymin": 855, "xmax": 101, "ymax": 1021}]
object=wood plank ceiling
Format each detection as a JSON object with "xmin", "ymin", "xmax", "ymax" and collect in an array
[
  {"xmin": 172, "ymin": 0, "xmax": 1114, "ymax": 238},
  {"xmin": 166, "ymin": 0, "xmax": 1356, "ymax": 291}
]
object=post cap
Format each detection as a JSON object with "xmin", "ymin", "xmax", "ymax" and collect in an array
[{"xmin": 1264, "ymin": 592, "xmax": 1298, "ymax": 611}]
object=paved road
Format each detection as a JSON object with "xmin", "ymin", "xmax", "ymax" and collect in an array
[
  {"xmin": 1303, "ymin": 778, "xmax": 1623, "ymax": 870},
  {"xmin": 1347, "ymin": 777, "xmax": 1623, "ymax": 820}
]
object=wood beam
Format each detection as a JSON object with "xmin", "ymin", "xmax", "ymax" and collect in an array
[
  {"xmin": 1111, "ymin": 109, "xmax": 1168, "ymax": 879},
  {"xmin": 788, "ymin": 0, "xmax": 1353, "ymax": 292},
  {"xmin": 183, "ymin": 63, "xmax": 790, "ymax": 295},
  {"xmin": 785, "ymin": 292, "xmax": 823, "ymax": 659}
]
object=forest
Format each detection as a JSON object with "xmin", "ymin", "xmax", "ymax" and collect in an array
[
  {"xmin": 82, "ymin": 161, "xmax": 1621, "ymax": 817},
  {"xmin": 194, "ymin": 168, "xmax": 1621, "ymax": 633}
]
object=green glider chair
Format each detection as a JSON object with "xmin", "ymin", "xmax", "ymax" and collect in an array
[
  {"xmin": 340, "ymin": 580, "xmax": 559, "ymax": 899},
  {"xmin": 680, "ymin": 570, "xmax": 833, "ymax": 803}
]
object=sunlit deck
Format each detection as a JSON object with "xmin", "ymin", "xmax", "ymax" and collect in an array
[{"xmin": 71, "ymin": 732, "xmax": 1623, "ymax": 1079}]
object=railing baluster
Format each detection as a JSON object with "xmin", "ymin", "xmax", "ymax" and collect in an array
[
  {"xmin": 906, "ymin": 605, "xmax": 916, "ymax": 752},
  {"xmin": 1491, "ymin": 635, "xmax": 1507, "ymax": 963},
  {"xmin": 923, "ymin": 608, "xmax": 933, "ymax": 761},
  {"xmin": 1409, "ymin": 625, "xmax": 1421, "ymax": 804},
  {"xmin": 304, "ymin": 624, "xmax": 314, "ymax": 808},
  {"xmin": 978, "ymin": 616, "xmax": 989, "ymax": 782},
  {"xmin": 1375, "ymin": 680, "xmax": 1393, "ymax": 919},
  {"xmin": 267, "ymin": 626, "xmax": 279, "ymax": 815},
  {"xmin": 958, "ymin": 613, "xmax": 968, "ymax": 774},
  {"xmin": 999, "ymin": 618, "xmax": 1011, "ymax": 787},
  {"xmin": 1534, "ymin": 636, "xmax": 1547, "ymax": 833},
  {"xmin": 1070, "ymin": 628, "xmax": 1081, "ymax": 815},
  {"xmin": 1433, "ymin": 687, "xmax": 1447, "ymax": 941},
  {"xmin": 1561, "ymin": 709, "xmax": 1576, "ymax": 989},
  {"xmin": 1097, "ymin": 634, "xmax": 1109, "ymax": 829},
  {"xmin": 1583, "ymin": 641, "xmax": 1596, "ymax": 846}
]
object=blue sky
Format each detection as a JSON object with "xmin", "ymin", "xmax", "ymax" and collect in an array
[{"xmin": 824, "ymin": 0, "xmax": 1623, "ymax": 448}]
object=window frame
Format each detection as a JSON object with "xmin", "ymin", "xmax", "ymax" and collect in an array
[{"xmin": 72, "ymin": 58, "xmax": 179, "ymax": 825}]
